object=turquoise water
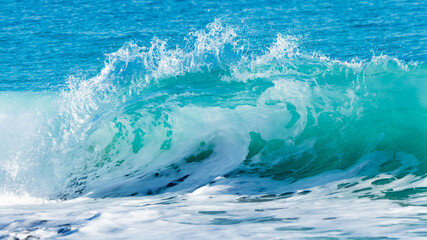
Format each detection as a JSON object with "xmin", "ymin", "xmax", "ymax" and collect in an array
[{"xmin": 0, "ymin": 0, "xmax": 426, "ymax": 239}]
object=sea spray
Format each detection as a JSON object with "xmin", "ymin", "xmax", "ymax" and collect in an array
[{"xmin": 0, "ymin": 20, "xmax": 426, "ymax": 201}]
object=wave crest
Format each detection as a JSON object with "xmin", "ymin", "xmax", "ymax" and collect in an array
[{"xmin": 0, "ymin": 19, "xmax": 425, "ymax": 200}]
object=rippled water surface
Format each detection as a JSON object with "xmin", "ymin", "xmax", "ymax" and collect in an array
[{"xmin": 0, "ymin": 0, "xmax": 426, "ymax": 239}]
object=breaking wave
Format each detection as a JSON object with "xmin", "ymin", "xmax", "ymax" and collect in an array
[{"xmin": 1, "ymin": 19, "xmax": 426, "ymax": 200}]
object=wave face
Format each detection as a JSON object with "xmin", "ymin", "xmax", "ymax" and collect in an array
[{"xmin": 0, "ymin": 20, "xmax": 426, "ymax": 200}]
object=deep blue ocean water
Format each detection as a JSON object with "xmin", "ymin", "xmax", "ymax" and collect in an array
[
  {"xmin": 0, "ymin": 0, "xmax": 427, "ymax": 239},
  {"xmin": 1, "ymin": 0, "xmax": 425, "ymax": 90}
]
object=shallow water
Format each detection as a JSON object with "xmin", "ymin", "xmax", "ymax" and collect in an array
[{"xmin": 0, "ymin": 0, "xmax": 426, "ymax": 239}]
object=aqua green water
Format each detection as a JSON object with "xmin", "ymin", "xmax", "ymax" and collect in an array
[{"xmin": 1, "ymin": 22, "xmax": 426, "ymax": 199}]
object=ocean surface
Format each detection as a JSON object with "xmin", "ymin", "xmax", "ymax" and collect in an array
[{"xmin": 1, "ymin": 0, "xmax": 427, "ymax": 239}]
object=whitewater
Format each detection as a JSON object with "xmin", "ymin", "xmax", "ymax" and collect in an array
[{"xmin": 1, "ymin": 1, "xmax": 427, "ymax": 239}]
